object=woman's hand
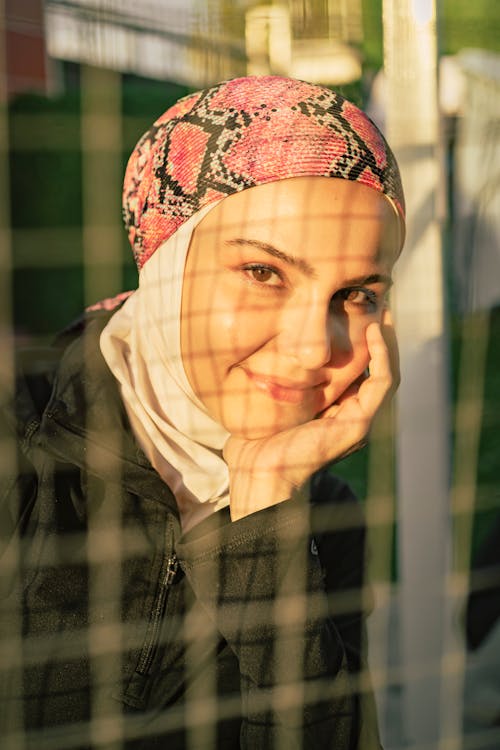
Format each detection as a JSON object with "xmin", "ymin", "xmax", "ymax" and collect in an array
[{"xmin": 223, "ymin": 310, "xmax": 399, "ymax": 521}]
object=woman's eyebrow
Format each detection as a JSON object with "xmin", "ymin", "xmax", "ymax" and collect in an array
[
  {"xmin": 225, "ymin": 238, "xmax": 317, "ymax": 278},
  {"xmin": 343, "ymin": 273, "xmax": 394, "ymax": 288}
]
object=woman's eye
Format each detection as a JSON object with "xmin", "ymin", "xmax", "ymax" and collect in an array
[
  {"xmin": 345, "ymin": 289, "xmax": 370, "ymax": 303},
  {"xmin": 243, "ymin": 264, "xmax": 283, "ymax": 286},
  {"xmin": 336, "ymin": 287, "xmax": 379, "ymax": 310}
]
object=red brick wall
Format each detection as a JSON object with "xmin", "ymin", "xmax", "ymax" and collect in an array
[{"xmin": 4, "ymin": 0, "xmax": 47, "ymax": 98}]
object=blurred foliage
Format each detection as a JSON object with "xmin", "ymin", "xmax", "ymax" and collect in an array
[
  {"xmin": 9, "ymin": 70, "xmax": 193, "ymax": 338},
  {"xmin": 361, "ymin": 0, "xmax": 383, "ymax": 70},
  {"xmin": 473, "ymin": 309, "xmax": 500, "ymax": 557},
  {"xmin": 450, "ymin": 306, "xmax": 500, "ymax": 560},
  {"xmin": 441, "ymin": 0, "xmax": 500, "ymax": 56}
]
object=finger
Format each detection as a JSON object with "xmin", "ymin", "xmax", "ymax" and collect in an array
[
  {"xmin": 317, "ymin": 381, "xmax": 360, "ymax": 417},
  {"xmin": 356, "ymin": 322, "xmax": 394, "ymax": 417},
  {"xmin": 317, "ymin": 367, "xmax": 369, "ymax": 418},
  {"xmin": 381, "ymin": 307, "xmax": 400, "ymax": 389}
]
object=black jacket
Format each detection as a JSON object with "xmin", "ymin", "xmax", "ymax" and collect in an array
[{"xmin": 0, "ymin": 309, "xmax": 381, "ymax": 749}]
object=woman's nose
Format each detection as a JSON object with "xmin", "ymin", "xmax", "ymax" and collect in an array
[{"xmin": 279, "ymin": 299, "xmax": 335, "ymax": 371}]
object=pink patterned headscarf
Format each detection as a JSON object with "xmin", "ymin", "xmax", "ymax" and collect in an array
[{"xmin": 123, "ymin": 75, "xmax": 405, "ymax": 270}]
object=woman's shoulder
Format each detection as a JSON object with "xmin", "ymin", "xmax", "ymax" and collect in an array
[
  {"xmin": 310, "ymin": 468, "xmax": 361, "ymax": 511},
  {"xmin": 5, "ymin": 306, "xmax": 118, "ymax": 438}
]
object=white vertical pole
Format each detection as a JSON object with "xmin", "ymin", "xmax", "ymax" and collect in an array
[
  {"xmin": 245, "ymin": 5, "xmax": 292, "ymax": 77},
  {"xmin": 382, "ymin": 0, "xmax": 452, "ymax": 747}
]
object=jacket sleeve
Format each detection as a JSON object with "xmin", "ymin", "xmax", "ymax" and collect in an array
[
  {"xmin": 0, "ymin": 346, "xmax": 62, "ymax": 597},
  {"xmin": 175, "ymin": 481, "xmax": 382, "ymax": 750},
  {"xmin": 0, "ymin": 395, "xmax": 38, "ymax": 599}
]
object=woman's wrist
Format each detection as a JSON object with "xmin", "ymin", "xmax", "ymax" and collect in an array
[{"xmin": 229, "ymin": 473, "xmax": 311, "ymax": 521}]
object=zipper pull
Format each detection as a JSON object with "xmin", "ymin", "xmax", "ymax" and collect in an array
[{"xmin": 164, "ymin": 555, "xmax": 179, "ymax": 586}]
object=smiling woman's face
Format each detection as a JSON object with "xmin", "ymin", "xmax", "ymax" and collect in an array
[{"xmin": 181, "ymin": 176, "xmax": 401, "ymax": 439}]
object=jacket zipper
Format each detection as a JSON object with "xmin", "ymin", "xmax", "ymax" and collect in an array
[{"xmin": 136, "ymin": 549, "xmax": 179, "ymax": 676}]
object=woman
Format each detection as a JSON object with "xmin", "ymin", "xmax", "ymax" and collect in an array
[{"xmin": 1, "ymin": 76, "xmax": 404, "ymax": 749}]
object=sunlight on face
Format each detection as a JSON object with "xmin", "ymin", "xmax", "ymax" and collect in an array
[{"xmin": 181, "ymin": 176, "xmax": 401, "ymax": 439}]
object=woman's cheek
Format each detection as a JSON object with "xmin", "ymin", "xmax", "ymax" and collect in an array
[
  {"xmin": 328, "ymin": 314, "xmax": 365, "ymax": 370},
  {"xmin": 208, "ymin": 309, "xmax": 239, "ymax": 359},
  {"xmin": 208, "ymin": 295, "xmax": 274, "ymax": 365},
  {"xmin": 355, "ymin": 319, "xmax": 372, "ymax": 362},
  {"xmin": 342, "ymin": 317, "xmax": 372, "ymax": 375}
]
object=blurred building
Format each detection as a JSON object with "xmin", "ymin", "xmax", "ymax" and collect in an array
[
  {"xmin": 43, "ymin": 0, "xmax": 363, "ymax": 88},
  {"xmin": 2, "ymin": 0, "xmax": 49, "ymax": 99}
]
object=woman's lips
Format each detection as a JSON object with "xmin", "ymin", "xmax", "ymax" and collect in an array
[{"xmin": 242, "ymin": 369, "xmax": 326, "ymax": 405}]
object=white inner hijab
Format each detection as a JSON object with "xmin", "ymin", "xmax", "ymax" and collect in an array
[{"xmin": 100, "ymin": 203, "xmax": 230, "ymax": 532}]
